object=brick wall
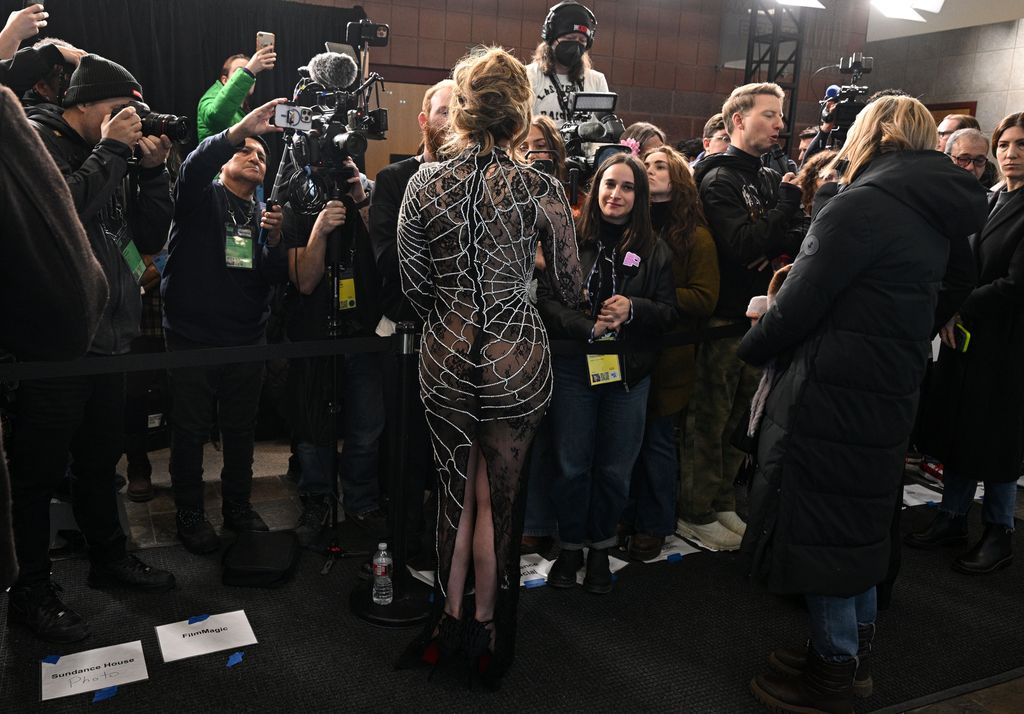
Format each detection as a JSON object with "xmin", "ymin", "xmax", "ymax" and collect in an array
[{"xmin": 294, "ymin": 0, "xmax": 869, "ymax": 148}]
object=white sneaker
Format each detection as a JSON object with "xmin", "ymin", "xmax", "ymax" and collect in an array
[
  {"xmin": 715, "ymin": 511, "xmax": 747, "ymax": 536},
  {"xmin": 676, "ymin": 519, "xmax": 742, "ymax": 551}
]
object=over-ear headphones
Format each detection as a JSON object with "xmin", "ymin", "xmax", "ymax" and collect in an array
[{"xmin": 541, "ymin": 2, "xmax": 597, "ymax": 50}]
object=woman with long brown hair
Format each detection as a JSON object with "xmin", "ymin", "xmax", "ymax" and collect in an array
[
  {"xmin": 396, "ymin": 46, "xmax": 581, "ymax": 688},
  {"xmin": 621, "ymin": 145, "xmax": 719, "ymax": 560},
  {"xmin": 538, "ymin": 153, "xmax": 677, "ymax": 592}
]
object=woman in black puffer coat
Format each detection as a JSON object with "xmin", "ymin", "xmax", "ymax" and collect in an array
[{"xmin": 737, "ymin": 96, "xmax": 988, "ymax": 713}]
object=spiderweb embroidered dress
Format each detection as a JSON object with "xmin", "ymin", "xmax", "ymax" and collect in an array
[{"xmin": 397, "ymin": 145, "xmax": 581, "ymax": 671}]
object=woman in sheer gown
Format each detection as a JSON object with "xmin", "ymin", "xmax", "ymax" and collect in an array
[{"xmin": 396, "ymin": 46, "xmax": 581, "ymax": 686}]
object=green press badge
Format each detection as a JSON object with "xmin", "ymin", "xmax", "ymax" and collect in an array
[
  {"xmin": 120, "ymin": 239, "xmax": 146, "ymax": 284},
  {"xmin": 225, "ymin": 224, "xmax": 254, "ymax": 270}
]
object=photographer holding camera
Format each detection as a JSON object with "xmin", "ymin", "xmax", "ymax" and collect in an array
[
  {"xmin": 160, "ymin": 99, "xmax": 288, "ymax": 554},
  {"xmin": 8, "ymin": 54, "xmax": 175, "ymax": 643},
  {"xmin": 526, "ymin": 1, "xmax": 608, "ymax": 126}
]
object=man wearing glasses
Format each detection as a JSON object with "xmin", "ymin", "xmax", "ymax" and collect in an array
[
  {"xmin": 944, "ymin": 127, "xmax": 990, "ymax": 183},
  {"xmin": 936, "ymin": 113, "xmax": 980, "ymax": 153}
]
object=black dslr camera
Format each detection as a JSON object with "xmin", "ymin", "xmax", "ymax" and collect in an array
[{"xmin": 111, "ymin": 100, "xmax": 191, "ymax": 142}]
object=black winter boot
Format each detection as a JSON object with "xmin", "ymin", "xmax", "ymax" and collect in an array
[
  {"xmin": 7, "ymin": 581, "xmax": 89, "ymax": 643},
  {"xmin": 583, "ymin": 548, "xmax": 612, "ymax": 594},
  {"xmin": 904, "ymin": 510, "xmax": 968, "ymax": 548},
  {"xmin": 547, "ymin": 549, "xmax": 583, "ymax": 588},
  {"xmin": 953, "ymin": 523, "xmax": 1013, "ymax": 574},
  {"xmin": 768, "ymin": 623, "xmax": 874, "ymax": 698},
  {"xmin": 752, "ymin": 650, "xmax": 856, "ymax": 713}
]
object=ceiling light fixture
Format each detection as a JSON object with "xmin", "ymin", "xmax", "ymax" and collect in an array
[
  {"xmin": 776, "ymin": 0, "xmax": 826, "ymax": 8},
  {"xmin": 870, "ymin": 0, "xmax": 926, "ymax": 22},
  {"xmin": 910, "ymin": 0, "xmax": 945, "ymax": 12}
]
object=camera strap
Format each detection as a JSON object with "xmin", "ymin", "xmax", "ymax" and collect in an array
[{"xmin": 546, "ymin": 71, "xmax": 581, "ymax": 121}]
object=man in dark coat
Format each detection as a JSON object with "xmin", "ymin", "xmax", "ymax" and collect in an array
[{"xmin": 737, "ymin": 96, "xmax": 987, "ymax": 712}]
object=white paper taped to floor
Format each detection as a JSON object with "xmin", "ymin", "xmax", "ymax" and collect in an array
[
  {"xmin": 573, "ymin": 549, "xmax": 629, "ymax": 586},
  {"xmin": 646, "ymin": 535, "xmax": 701, "ymax": 563},
  {"xmin": 903, "ymin": 483, "xmax": 943, "ymax": 508},
  {"xmin": 155, "ymin": 610, "xmax": 257, "ymax": 663},
  {"xmin": 40, "ymin": 640, "xmax": 148, "ymax": 701}
]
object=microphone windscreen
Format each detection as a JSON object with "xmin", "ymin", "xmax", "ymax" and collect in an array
[
  {"xmin": 305, "ymin": 51, "xmax": 359, "ymax": 90},
  {"xmin": 824, "ymin": 84, "xmax": 841, "ymax": 100}
]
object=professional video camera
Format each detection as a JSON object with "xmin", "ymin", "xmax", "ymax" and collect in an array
[
  {"xmin": 558, "ymin": 91, "xmax": 629, "ymax": 203},
  {"xmin": 270, "ymin": 19, "xmax": 390, "ymax": 216},
  {"xmin": 820, "ymin": 52, "xmax": 873, "ymax": 149},
  {"xmin": 111, "ymin": 100, "xmax": 191, "ymax": 142}
]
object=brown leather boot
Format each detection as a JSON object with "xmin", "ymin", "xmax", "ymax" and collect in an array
[
  {"xmin": 768, "ymin": 624, "xmax": 874, "ymax": 697},
  {"xmin": 752, "ymin": 650, "xmax": 857, "ymax": 713}
]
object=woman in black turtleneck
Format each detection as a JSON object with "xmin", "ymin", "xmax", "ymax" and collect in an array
[
  {"xmin": 537, "ymin": 153, "xmax": 677, "ymax": 593},
  {"xmin": 621, "ymin": 145, "xmax": 720, "ymax": 561}
]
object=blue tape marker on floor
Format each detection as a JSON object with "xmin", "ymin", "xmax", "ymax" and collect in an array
[
  {"xmin": 226, "ymin": 651, "xmax": 244, "ymax": 668},
  {"xmin": 42, "ymin": 655, "xmax": 60, "ymax": 665},
  {"xmin": 666, "ymin": 553, "xmax": 683, "ymax": 563},
  {"xmin": 92, "ymin": 686, "xmax": 117, "ymax": 702},
  {"xmin": 523, "ymin": 578, "xmax": 546, "ymax": 589},
  {"xmin": 188, "ymin": 614, "xmax": 210, "ymax": 624}
]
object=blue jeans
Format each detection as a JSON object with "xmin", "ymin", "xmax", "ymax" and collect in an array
[
  {"xmin": 523, "ymin": 415, "xmax": 557, "ymax": 537},
  {"xmin": 805, "ymin": 587, "xmax": 877, "ymax": 661},
  {"xmin": 297, "ymin": 353, "xmax": 385, "ymax": 514},
  {"xmin": 624, "ymin": 412, "xmax": 680, "ymax": 537},
  {"xmin": 548, "ymin": 355, "xmax": 650, "ymax": 550},
  {"xmin": 940, "ymin": 471, "xmax": 1017, "ymax": 528}
]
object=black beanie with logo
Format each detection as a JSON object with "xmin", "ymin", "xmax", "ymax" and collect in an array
[{"xmin": 63, "ymin": 54, "xmax": 144, "ymax": 107}]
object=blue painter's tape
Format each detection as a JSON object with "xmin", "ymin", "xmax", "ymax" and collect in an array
[
  {"xmin": 42, "ymin": 655, "xmax": 60, "ymax": 665},
  {"xmin": 523, "ymin": 578, "xmax": 546, "ymax": 589},
  {"xmin": 666, "ymin": 553, "xmax": 684, "ymax": 563},
  {"xmin": 188, "ymin": 614, "xmax": 210, "ymax": 624},
  {"xmin": 92, "ymin": 686, "xmax": 118, "ymax": 702},
  {"xmin": 226, "ymin": 651, "xmax": 244, "ymax": 668}
]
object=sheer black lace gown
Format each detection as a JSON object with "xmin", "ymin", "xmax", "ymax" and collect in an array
[{"xmin": 396, "ymin": 145, "xmax": 581, "ymax": 676}]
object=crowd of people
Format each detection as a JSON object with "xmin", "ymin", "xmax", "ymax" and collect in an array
[{"xmin": 1, "ymin": 1, "xmax": 1022, "ymax": 711}]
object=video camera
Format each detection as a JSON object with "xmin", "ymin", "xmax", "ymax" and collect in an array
[
  {"xmin": 821, "ymin": 52, "xmax": 873, "ymax": 149},
  {"xmin": 558, "ymin": 91, "xmax": 629, "ymax": 203},
  {"xmin": 271, "ymin": 20, "xmax": 390, "ymax": 215},
  {"xmin": 111, "ymin": 100, "xmax": 191, "ymax": 142}
]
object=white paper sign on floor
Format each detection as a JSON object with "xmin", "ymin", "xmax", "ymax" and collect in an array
[
  {"xmin": 520, "ymin": 553, "xmax": 553, "ymax": 588},
  {"xmin": 647, "ymin": 535, "xmax": 701, "ymax": 563},
  {"xmin": 40, "ymin": 640, "xmax": 148, "ymax": 701},
  {"xmin": 156, "ymin": 610, "xmax": 257, "ymax": 663},
  {"xmin": 903, "ymin": 483, "xmax": 943, "ymax": 508}
]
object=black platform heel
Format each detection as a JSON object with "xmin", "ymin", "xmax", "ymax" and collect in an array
[{"xmin": 463, "ymin": 618, "xmax": 500, "ymax": 691}]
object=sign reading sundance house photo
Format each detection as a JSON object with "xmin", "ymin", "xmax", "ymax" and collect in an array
[
  {"xmin": 40, "ymin": 640, "xmax": 149, "ymax": 701},
  {"xmin": 155, "ymin": 610, "xmax": 258, "ymax": 663}
]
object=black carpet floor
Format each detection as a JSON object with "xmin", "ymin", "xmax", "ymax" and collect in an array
[{"xmin": 1, "ymin": 506, "xmax": 1022, "ymax": 713}]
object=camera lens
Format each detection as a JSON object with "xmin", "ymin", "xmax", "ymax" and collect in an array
[{"xmin": 141, "ymin": 113, "xmax": 192, "ymax": 142}]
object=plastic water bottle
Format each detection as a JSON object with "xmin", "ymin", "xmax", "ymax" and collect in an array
[{"xmin": 372, "ymin": 542, "xmax": 393, "ymax": 605}]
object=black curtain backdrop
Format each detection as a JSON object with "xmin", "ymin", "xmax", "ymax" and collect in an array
[{"xmin": 2, "ymin": 0, "xmax": 368, "ymax": 173}]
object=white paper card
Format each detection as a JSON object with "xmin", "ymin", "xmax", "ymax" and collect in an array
[
  {"xmin": 903, "ymin": 483, "xmax": 943, "ymax": 507},
  {"xmin": 645, "ymin": 535, "xmax": 701, "ymax": 562},
  {"xmin": 520, "ymin": 553, "xmax": 553, "ymax": 588},
  {"xmin": 40, "ymin": 640, "xmax": 148, "ymax": 701},
  {"xmin": 156, "ymin": 610, "xmax": 257, "ymax": 663}
]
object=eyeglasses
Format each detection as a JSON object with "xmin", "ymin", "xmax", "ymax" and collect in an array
[{"xmin": 952, "ymin": 154, "xmax": 987, "ymax": 169}]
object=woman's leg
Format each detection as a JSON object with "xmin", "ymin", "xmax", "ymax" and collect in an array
[
  {"xmin": 471, "ymin": 453, "xmax": 496, "ymax": 622},
  {"xmin": 443, "ymin": 443, "xmax": 481, "ymax": 620}
]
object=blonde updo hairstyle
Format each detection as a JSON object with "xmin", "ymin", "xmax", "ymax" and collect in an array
[{"xmin": 443, "ymin": 46, "xmax": 533, "ymax": 157}]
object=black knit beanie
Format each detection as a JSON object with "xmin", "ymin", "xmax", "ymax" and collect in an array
[{"xmin": 63, "ymin": 54, "xmax": 143, "ymax": 107}]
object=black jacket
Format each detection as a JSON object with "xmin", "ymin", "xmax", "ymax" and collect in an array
[
  {"xmin": 0, "ymin": 44, "xmax": 62, "ymax": 97},
  {"xmin": 923, "ymin": 187, "xmax": 1024, "ymax": 482},
  {"xmin": 161, "ymin": 132, "xmax": 287, "ymax": 347},
  {"xmin": 370, "ymin": 156, "xmax": 421, "ymax": 323},
  {"xmin": 30, "ymin": 109, "xmax": 171, "ymax": 355},
  {"xmin": 737, "ymin": 150, "xmax": 987, "ymax": 597},
  {"xmin": 537, "ymin": 233, "xmax": 678, "ymax": 386},
  {"xmin": 695, "ymin": 146, "xmax": 805, "ymax": 319}
]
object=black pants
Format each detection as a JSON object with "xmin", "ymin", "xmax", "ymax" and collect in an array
[
  {"xmin": 9, "ymin": 371, "xmax": 127, "ymax": 586},
  {"xmin": 166, "ymin": 333, "xmax": 265, "ymax": 511}
]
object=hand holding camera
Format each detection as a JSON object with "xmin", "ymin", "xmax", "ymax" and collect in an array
[
  {"xmin": 102, "ymin": 105, "xmax": 143, "ymax": 148},
  {"xmin": 3, "ymin": 4, "xmax": 47, "ymax": 47},
  {"xmin": 137, "ymin": 134, "xmax": 173, "ymax": 169},
  {"xmin": 246, "ymin": 44, "xmax": 277, "ymax": 76},
  {"xmin": 227, "ymin": 98, "xmax": 288, "ymax": 145}
]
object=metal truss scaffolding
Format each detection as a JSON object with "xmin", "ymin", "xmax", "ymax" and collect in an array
[{"xmin": 744, "ymin": 1, "xmax": 806, "ymax": 151}]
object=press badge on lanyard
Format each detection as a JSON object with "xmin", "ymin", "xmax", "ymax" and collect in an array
[
  {"xmin": 225, "ymin": 224, "xmax": 254, "ymax": 270},
  {"xmin": 587, "ymin": 333, "xmax": 622, "ymax": 386},
  {"xmin": 108, "ymin": 224, "xmax": 145, "ymax": 284},
  {"xmin": 338, "ymin": 269, "xmax": 357, "ymax": 311}
]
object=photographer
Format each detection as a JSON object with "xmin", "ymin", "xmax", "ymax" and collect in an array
[
  {"xmin": 197, "ymin": 48, "xmax": 276, "ymax": 142},
  {"xmin": 20, "ymin": 38, "xmax": 85, "ymax": 119},
  {"xmin": 526, "ymin": 1, "xmax": 608, "ymax": 126},
  {"xmin": 10, "ymin": 54, "xmax": 175, "ymax": 643},
  {"xmin": 282, "ymin": 158, "xmax": 386, "ymax": 546},
  {"xmin": 160, "ymin": 99, "xmax": 288, "ymax": 554}
]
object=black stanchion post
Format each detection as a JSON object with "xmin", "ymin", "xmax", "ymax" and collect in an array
[{"xmin": 350, "ymin": 321, "xmax": 430, "ymax": 626}]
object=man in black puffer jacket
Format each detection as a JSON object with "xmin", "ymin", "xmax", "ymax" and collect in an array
[
  {"xmin": 679, "ymin": 83, "xmax": 806, "ymax": 551},
  {"xmin": 8, "ymin": 55, "xmax": 175, "ymax": 645}
]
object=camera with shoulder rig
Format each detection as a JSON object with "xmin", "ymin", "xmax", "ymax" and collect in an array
[
  {"xmin": 558, "ymin": 91, "xmax": 629, "ymax": 203},
  {"xmin": 270, "ymin": 19, "xmax": 390, "ymax": 215},
  {"xmin": 820, "ymin": 52, "xmax": 873, "ymax": 149}
]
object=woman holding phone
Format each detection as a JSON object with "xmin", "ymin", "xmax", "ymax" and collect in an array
[{"xmin": 538, "ymin": 152, "xmax": 677, "ymax": 593}]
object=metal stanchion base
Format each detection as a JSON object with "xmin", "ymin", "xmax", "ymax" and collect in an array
[{"xmin": 350, "ymin": 577, "xmax": 432, "ymax": 628}]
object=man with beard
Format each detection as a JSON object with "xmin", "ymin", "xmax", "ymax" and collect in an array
[{"xmin": 526, "ymin": 2, "xmax": 608, "ymax": 127}]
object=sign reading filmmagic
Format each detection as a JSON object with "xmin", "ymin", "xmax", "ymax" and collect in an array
[
  {"xmin": 155, "ymin": 610, "xmax": 257, "ymax": 663},
  {"xmin": 40, "ymin": 641, "xmax": 149, "ymax": 701}
]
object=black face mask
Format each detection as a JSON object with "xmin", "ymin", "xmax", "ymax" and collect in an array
[{"xmin": 553, "ymin": 40, "xmax": 584, "ymax": 69}]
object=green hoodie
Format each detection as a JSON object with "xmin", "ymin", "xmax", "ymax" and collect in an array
[{"xmin": 196, "ymin": 68, "xmax": 255, "ymax": 142}]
